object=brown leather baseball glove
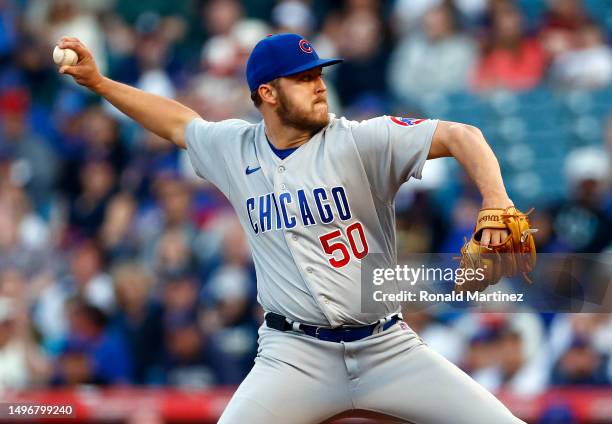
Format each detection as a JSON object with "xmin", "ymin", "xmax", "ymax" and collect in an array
[{"xmin": 455, "ymin": 206, "xmax": 537, "ymax": 292}]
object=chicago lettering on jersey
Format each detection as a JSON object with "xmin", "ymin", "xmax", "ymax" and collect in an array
[{"xmin": 246, "ymin": 186, "xmax": 352, "ymax": 234}]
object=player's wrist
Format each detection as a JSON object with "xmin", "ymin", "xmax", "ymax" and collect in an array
[
  {"xmin": 481, "ymin": 194, "xmax": 513, "ymax": 209},
  {"xmin": 89, "ymin": 74, "xmax": 107, "ymax": 95}
]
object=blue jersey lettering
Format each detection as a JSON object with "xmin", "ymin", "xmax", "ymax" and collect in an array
[
  {"xmin": 246, "ymin": 197, "xmax": 258, "ymax": 234},
  {"xmin": 297, "ymin": 189, "xmax": 316, "ymax": 226},
  {"xmin": 246, "ymin": 186, "xmax": 352, "ymax": 234},
  {"xmin": 279, "ymin": 192, "xmax": 297, "ymax": 229},
  {"xmin": 259, "ymin": 193, "xmax": 272, "ymax": 232},
  {"xmin": 332, "ymin": 187, "xmax": 351, "ymax": 221},
  {"xmin": 313, "ymin": 188, "xmax": 333, "ymax": 224}
]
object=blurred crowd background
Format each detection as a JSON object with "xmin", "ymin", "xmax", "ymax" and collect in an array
[{"xmin": 0, "ymin": 0, "xmax": 611, "ymax": 419}]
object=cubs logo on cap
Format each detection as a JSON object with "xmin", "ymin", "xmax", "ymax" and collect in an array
[
  {"xmin": 389, "ymin": 117, "xmax": 427, "ymax": 127},
  {"xmin": 299, "ymin": 39, "xmax": 313, "ymax": 53}
]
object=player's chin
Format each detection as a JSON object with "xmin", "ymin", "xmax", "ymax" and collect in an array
[
  {"xmin": 313, "ymin": 103, "xmax": 329, "ymax": 120},
  {"xmin": 315, "ymin": 111, "xmax": 329, "ymax": 127}
]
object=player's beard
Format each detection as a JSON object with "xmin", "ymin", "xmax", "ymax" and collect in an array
[{"xmin": 275, "ymin": 88, "xmax": 329, "ymax": 134}]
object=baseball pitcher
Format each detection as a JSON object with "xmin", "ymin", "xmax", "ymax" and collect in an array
[{"xmin": 57, "ymin": 33, "xmax": 533, "ymax": 423}]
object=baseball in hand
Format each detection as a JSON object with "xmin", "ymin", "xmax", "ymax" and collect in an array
[{"xmin": 53, "ymin": 46, "xmax": 78, "ymax": 66}]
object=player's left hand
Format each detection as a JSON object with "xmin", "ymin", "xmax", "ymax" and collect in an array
[
  {"xmin": 479, "ymin": 197, "xmax": 512, "ymax": 247},
  {"xmin": 455, "ymin": 205, "xmax": 537, "ymax": 293},
  {"xmin": 479, "ymin": 228, "xmax": 508, "ymax": 247}
]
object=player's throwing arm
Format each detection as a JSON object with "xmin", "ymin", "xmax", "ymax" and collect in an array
[{"xmin": 53, "ymin": 37, "xmax": 199, "ymax": 149}]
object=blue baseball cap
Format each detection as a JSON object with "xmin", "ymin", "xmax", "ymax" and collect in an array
[{"xmin": 246, "ymin": 33, "xmax": 343, "ymax": 92}]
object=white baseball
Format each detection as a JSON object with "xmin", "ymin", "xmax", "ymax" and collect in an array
[{"xmin": 53, "ymin": 46, "xmax": 78, "ymax": 66}]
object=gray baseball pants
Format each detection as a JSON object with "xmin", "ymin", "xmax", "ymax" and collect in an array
[{"xmin": 218, "ymin": 321, "xmax": 525, "ymax": 424}]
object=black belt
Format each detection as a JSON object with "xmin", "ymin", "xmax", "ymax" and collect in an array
[{"xmin": 265, "ymin": 312, "xmax": 401, "ymax": 343}]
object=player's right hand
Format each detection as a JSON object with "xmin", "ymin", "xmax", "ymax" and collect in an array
[{"xmin": 57, "ymin": 37, "xmax": 104, "ymax": 90}]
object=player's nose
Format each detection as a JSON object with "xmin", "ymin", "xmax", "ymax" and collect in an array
[
  {"xmin": 316, "ymin": 75, "xmax": 327, "ymax": 94},
  {"xmin": 315, "ymin": 76, "xmax": 327, "ymax": 94}
]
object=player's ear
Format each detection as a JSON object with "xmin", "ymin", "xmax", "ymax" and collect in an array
[{"xmin": 259, "ymin": 83, "xmax": 278, "ymax": 106}]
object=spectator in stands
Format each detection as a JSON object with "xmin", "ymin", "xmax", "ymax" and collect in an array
[
  {"xmin": 461, "ymin": 325, "xmax": 500, "ymax": 381},
  {"xmin": 53, "ymin": 298, "xmax": 132, "ymax": 386},
  {"xmin": 552, "ymin": 147, "xmax": 612, "ymax": 252},
  {"xmin": 195, "ymin": 28, "xmax": 259, "ymax": 121},
  {"xmin": 551, "ymin": 336, "xmax": 610, "ymax": 385},
  {"xmin": 457, "ymin": 313, "xmax": 549, "ymax": 395},
  {"xmin": 388, "ymin": 3, "xmax": 477, "ymax": 106},
  {"xmin": 550, "ymin": 23, "xmax": 612, "ymax": 90},
  {"xmin": 161, "ymin": 273, "xmax": 200, "ymax": 323},
  {"xmin": 538, "ymin": 0, "xmax": 593, "ymax": 60},
  {"xmin": 495, "ymin": 328, "xmax": 525, "ymax": 383},
  {"xmin": 333, "ymin": 5, "xmax": 388, "ymax": 107},
  {"xmin": 396, "ymin": 190, "xmax": 448, "ymax": 255},
  {"xmin": 80, "ymin": 107, "xmax": 129, "ymax": 175},
  {"xmin": 99, "ymin": 193, "xmax": 139, "ymax": 263},
  {"xmin": 472, "ymin": 1, "xmax": 547, "ymax": 91},
  {"xmin": 492, "ymin": 320, "xmax": 549, "ymax": 395},
  {"xmin": 139, "ymin": 177, "xmax": 198, "ymax": 266},
  {"xmin": 133, "ymin": 25, "xmax": 176, "ymax": 101},
  {"xmin": 34, "ymin": 240, "xmax": 114, "ymax": 346},
  {"xmin": 68, "ymin": 241, "xmax": 115, "ymax": 313},
  {"xmin": 124, "ymin": 131, "xmax": 181, "ymax": 200},
  {"xmin": 0, "ymin": 183, "xmax": 50, "ymax": 251},
  {"xmin": 157, "ymin": 177, "xmax": 194, "ymax": 232},
  {"xmin": 0, "ymin": 297, "xmax": 28, "ymax": 389},
  {"xmin": 152, "ymin": 228, "xmax": 199, "ymax": 279},
  {"xmin": 231, "ymin": 19, "xmax": 273, "ymax": 75},
  {"xmin": 162, "ymin": 315, "xmax": 216, "ymax": 388},
  {"xmin": 390, "ymin": 0, "xmax": 443, "ymax": 36},
  {"xmin": 549, "ymin": 314, "xmax": 612, "ymax": 384},
  {"xmin": 272, "ymin": 0, "xmax": 315, "ymax": 36},
  {"xmin": 0, "ymin": 89, "xmax": 58, "ymax": 210},
  {"xmin": 0, "ymin": 188, "xmax": 52, "ymax": 278},
  {"xmin": 159, "ymin": 272, "xmax": 206, "ymax": 388},
  {"xmin": 112, "ymin": 263, "xmax": 163, "ymax": 385},
  {"xmin": 204, "ymin": 0, "xmax": 244, "ymax": 38},
  {"xmin": 69, "ymin": 159, "xmax": 117, "ymax": 238},
  {"xmin": 0, "ymin": 273, "xmax": 51, "ymax": 390}
]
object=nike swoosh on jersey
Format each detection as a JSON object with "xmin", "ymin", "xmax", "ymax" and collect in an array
[{"xmin": 245, "ymin": 166, "xmax": 261, "ymax": 175}]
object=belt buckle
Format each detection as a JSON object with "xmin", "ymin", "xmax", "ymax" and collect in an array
[
  {"xmin": 315, "ymin": 326, "xmax": 335, "ymax": 341},
  {"xmin": 343, "ymin": 327, "xmax": 354, "ymax": 342}
]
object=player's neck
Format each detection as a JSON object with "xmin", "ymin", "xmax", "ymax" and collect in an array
[{"xmin": 263, "ymin": 117, "xmax": 312, "ymax": 150}]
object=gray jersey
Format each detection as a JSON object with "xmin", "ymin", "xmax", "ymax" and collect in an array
[{"xmin": 186, "ymin": 114, "xmax": 438, "ymax": 327}]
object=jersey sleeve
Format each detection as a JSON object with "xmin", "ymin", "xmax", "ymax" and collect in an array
[
  {"xmin": 350, "ymin": 116, "xmax": 438, "ymax": 202},
  {"xmin": 185, "ymin": 118, "xmax": 247, "ymax": 196}
]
